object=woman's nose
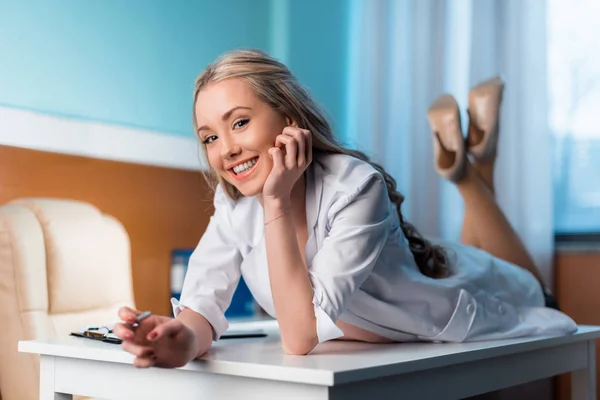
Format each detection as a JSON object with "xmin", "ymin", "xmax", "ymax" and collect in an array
[{"xmin": 220, "ymin": 137, "xmax": 241, "ymax": 159}]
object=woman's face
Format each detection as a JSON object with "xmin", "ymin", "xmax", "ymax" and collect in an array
[{"xmin": 195, "ymin": 78, "xmax": 289, "ymax": 197}]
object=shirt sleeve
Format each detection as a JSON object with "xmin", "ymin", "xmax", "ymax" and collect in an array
[
  {"xmin": 171, "ymin": 185, "xmax": 242, "ymax": 341},
  {"xmin": 308, "ymin": 174, "xmax": 391, "ymax": 343}
]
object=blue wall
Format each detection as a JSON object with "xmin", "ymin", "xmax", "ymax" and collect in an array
[
  {"xmin": 286, "ymin": 0, "xmax": 350, "ymax": 138},
  {"xmin": 0, "ymin": 1, "xmax": 349, "ymax": 139},
  {"xmin": 0, "ymin": 0, "xmax": 271, "ymax": 137}
]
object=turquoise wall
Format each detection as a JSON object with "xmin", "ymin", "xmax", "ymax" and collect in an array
[
  {"xmin": 0, "ymin": 0, "xmax": 348, "ymax": 136},
  {"xmin": 0, "ymin": 0, "xmax": 271, "ymax": 137},
  {"xmin": 286, "ymin": 0, "xmax": 350, "ymax": 137},
  {"xmin": 0, "ymin": 1, "xmax": 350, "ymax": 139}
]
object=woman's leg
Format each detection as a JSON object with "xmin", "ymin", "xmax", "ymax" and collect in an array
[
  {"xmin": 466, "ymin": 109, "xmax": 496, "ymax": 195},
  {"xmin": 460, "ymin": 114, "xmax": 496, "ymax": 247},
  {"xmin": 427, "ymin": 84, "xmax": 544, "ymax": 285},
  {"xmin": 456, "ymin": 160, "xmax": 545, "ymax": 284},
  {"xmin": 459, "ymin": 79, "xmax": 542, "ymax": 283}
]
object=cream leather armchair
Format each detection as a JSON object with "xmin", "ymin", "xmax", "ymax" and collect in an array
[{"xmin": 0, "ymin": 199, "xmax": 135, "ymax": 400}]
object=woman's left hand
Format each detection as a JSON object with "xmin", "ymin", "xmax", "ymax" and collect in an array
[{"xmin": 262, "ymin": 127, "xmax": 312, "ymax": 202}]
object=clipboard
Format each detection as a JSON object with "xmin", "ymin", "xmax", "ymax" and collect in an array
[
  {"xmin": 70, "ymin": 331, "xmax": 123, "ymax": 344},
  {"xmin": 70, "ymin": 327, "xmax": 267, "ymax": 345},
  {"xmin": 70, "ymin": 324, "xmax": 123, "ymax": 344}
]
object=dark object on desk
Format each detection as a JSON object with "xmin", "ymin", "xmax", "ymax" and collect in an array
[
  {"xmin": 70, "ymin": 332, "xmax": 122, "ymax": 344},
  {"xmin": 221, "ymin": 329, "xmax": 267, "ymax": 339},
  {"xmin": 543, "ymin": 287, "xmax": 560, "ymax": 311},
  {"xmin": 70, "ymin": 329, "xmax": 267, "ymax": 345}
]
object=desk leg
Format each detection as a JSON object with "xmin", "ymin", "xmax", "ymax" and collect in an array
[
  {"xmin": 40, "ymin": 355, "xmax": 73, "ymax": 400},
  {"xmin": 572, "ymin": 340, "xmax": 596, "ymax": 400}
]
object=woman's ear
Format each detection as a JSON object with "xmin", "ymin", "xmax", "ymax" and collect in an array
[{"xmin": 285, "ymin": 116, "xmax": 298, "ymax": 127}]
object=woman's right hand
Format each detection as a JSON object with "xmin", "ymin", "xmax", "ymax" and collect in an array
[{"xmin": 113, "ymin": 306, "xmax": 198, "ymax": 368}]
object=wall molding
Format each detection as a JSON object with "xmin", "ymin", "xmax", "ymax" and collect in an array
[{"xmin": 0, "ymin": 106, "xmax": 207, "ymax": 171}]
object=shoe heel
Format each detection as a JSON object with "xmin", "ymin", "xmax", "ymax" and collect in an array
[
  {"xmin": 427, "ymin": 95, "xmax": 466, "ymax": 182},
  {"xmin": 467, "ymin": 76, "xmax": 504, "ymax": 161}
]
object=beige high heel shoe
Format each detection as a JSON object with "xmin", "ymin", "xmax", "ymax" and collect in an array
[
  {"xmin": 427, "ymin": 94, "xmax": 466, "ymax": 182},
  {"xmin": 466, "ymin": 76, "xmax": 504, "ymax": 161}
]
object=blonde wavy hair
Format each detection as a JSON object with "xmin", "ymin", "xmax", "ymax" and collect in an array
[{"xmin": 192, "ymin": 49, "xmax": 448, "ymax": 279}]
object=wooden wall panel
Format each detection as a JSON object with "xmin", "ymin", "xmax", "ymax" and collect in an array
[
  {"xmin": 555, "ymin": 250, "xmax": 600, "ymax": 400},
  {"xmin": 0, "ymin": 145, "xmax": 213, "ymax": 316}
]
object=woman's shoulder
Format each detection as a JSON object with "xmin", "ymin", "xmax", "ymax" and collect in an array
[
  {"xmin": 316, "ymin": 152, "xmax": 383, "ymax": 188},
  {"xmin": 314, "ymin": 152, "xmax": 389, "ymax": 216}
]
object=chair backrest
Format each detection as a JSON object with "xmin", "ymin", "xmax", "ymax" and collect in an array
[{"xmin": 0, "ymin": 199, "xmax": 135, "ymax": 400}]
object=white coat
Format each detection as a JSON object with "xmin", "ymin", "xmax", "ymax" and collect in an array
[{"xmin": 173, "ymin": 152, "xmax": 577, "ymax": 343}]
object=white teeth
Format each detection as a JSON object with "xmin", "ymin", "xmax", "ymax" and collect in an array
[{"xmin": 233, "ymin": 158, "xmax": 257, "ymax": 174}]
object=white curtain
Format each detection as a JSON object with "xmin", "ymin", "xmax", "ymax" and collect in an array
[{"xmin": 344, "ymin": 0, "xmax": 554, "ymax": 287}]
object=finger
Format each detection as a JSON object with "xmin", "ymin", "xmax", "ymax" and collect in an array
[
  {"xmin": 122, "ymin": 340, "xmax": 155, "ymax": 358},
  {"xmin": 118, "ymin": 306, "xmax": 139, "ymax": 323},
  {"xmin": 283, "ymin": 128, "xmax": 305, "ymax": 167},
  {"xmin": 147, "ymin": 319, "xmax": 184, "ymax": 342},
  {"xmin": 269, "ymin": 147, "xmax": 284, "ymax": 171},
  {"xmin": 275, "ymin": 134, "xmax": 297, "ymax": 169},
  {"xmin": 113, "ymin": 322, "xmax": 135, "ymax": 340},
  {"xmin": 133, "ymin": 355, "xmax": 156, "ymax": 368},
  {"xmin": 305, "ymin": 130, "xmax": 313, "ymax": 164},
  {"xmin": 285, "ymin": 137, "xmax": 298, "ymax": 169},
  {"xmin": 274, "ymin": 134, "xmax": 290, "ymax": 150}
]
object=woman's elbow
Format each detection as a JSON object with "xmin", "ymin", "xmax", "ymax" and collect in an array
[
  {"xmin": 282, "ymin": 336, "xmax": 318, "ymax": 355},
  {"xmin": 282, "ymin": 345, "xmax": 313, "ymax": 356}
]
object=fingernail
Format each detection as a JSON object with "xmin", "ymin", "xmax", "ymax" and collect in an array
[{"xmin": 148, "ymin": 332, "xmax": 157, "ymax": 341}]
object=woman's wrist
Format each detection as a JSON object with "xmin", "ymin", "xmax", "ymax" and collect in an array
[
  {"xmin": 263, "ymin": 197, "xmax": 292, "ymax": 222},
  {"xmin": 177, "ymin": 309, "xmax": 213, "ymax": 359}
]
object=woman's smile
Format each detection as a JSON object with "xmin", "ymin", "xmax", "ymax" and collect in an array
[{"xmin": 228, "ymin": 156, "xmax": 259, "ymax": 181}]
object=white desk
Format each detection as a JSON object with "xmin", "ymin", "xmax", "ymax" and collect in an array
[{"xmin": 19, "ymin": 321, "xmax": 600, "ymax": 400}]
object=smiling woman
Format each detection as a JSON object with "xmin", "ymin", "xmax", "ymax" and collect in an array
[
  {"xmin": 194, "ymin": 79, "xmax": 292, "ymax": 197},
  {"xmin": 112, "ymin": 49, "xmax": 577, "ymax": 368}
]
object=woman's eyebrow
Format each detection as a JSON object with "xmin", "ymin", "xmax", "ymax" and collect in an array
[
  {"xmin": 221, "ymin": 106, "xmax": 251, "ymax": 121},
  {"xmin": 197, "ymin": 106, "xmax": 252, "ymax": 132}
]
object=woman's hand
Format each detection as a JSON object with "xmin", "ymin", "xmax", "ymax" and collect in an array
[
  {"xmin": 113, "ymin": 307, "xmax": 198, "ymax": 369},
  {"xmin": 262, "ymin": 127, "xmax": 312, "ymax": 202}
]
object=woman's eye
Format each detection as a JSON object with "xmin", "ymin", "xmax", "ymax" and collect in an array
[
  {"xmin": 233, "ymin": 118, "xmax": 249, "ymax": 129},
  {"xmin": 203, "ymin": 135, "xmax": 218, "ymax": 144}
]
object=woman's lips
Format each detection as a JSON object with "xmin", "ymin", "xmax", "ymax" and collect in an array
[{"xmin": 229, "ymin": 157, "xmax": 259, "ymax": 181}]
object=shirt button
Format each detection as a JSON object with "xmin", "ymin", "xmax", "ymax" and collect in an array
[{"xmin": 466, "ymin": 303, "xmax": 475, "ymax": 314}]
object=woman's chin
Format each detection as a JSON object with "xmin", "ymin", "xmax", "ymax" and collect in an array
[{"xmin": 232, "ymin": 181, "xmax": 264, "ymax": 198}]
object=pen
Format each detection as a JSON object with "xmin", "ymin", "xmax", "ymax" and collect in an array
[{"xmin": 131, "ymin": 311, "xmax": 152, "ymax": 327}]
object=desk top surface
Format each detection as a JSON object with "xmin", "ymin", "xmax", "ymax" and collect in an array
[{"xmin": 19, "ymin": 321, "xmax": 600, "ymax": 386}]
